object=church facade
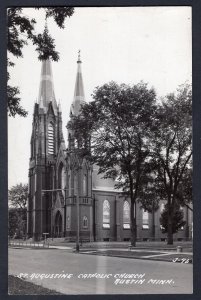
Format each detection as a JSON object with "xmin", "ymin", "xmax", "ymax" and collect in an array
[{"xmin": 27, "ymin": 55, "xmax": 193, "ymax": 242}]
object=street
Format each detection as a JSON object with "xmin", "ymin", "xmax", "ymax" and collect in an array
[{"xmin": 8, "ymin": 247, "xmax": 193, "ymax": 294}]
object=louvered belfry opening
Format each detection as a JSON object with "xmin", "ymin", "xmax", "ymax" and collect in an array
[{"xmin": 48, "ymin": 123, "xmax": 54, "ymax": 154}]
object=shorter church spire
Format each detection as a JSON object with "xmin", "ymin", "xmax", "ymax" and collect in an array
[{"xmin": 70, "ymin": 50, "xmax": 85, "ymax": 116}]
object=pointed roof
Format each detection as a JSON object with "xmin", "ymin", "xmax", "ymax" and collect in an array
[
  {"xmin": 38, "ymin": 59, "xmax": 58, "ymax": 114},
  {"xmin": 70, "ymin": 51, "xmax": 85, "ymax": 116},
  {"xmin": 58, "ymin": 99, "xmax": 62, "ymax": 112}
]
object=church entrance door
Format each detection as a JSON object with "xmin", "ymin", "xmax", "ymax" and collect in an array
[{"xmin": 55, "ymin": 211, "xmax": 62, "ymax": 237}]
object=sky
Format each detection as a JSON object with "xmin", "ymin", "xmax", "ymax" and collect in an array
[{"xmin": 8, "ymin": 6, "xmax": 192, "ymax": 188}]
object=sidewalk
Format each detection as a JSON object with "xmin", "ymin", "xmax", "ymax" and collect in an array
[
  {"xmin": 78, "ymin": 248, "xmax": 193, "ymax": 263},
  {"xmin": 9, "ymin": 240, "xmax": 193, "ymax": 264},
  {"xmin": 48, "ymin": 240, "xmax": 193, "ymax": 252},
  {"xmin": 9, "ymin": 241, "xmax": 72, "ymax": 250}
]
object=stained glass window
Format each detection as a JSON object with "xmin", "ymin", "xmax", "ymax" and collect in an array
[
  {"xmin": 83, "ymin": 175, "xmax": 87, "ymax": 196},
  {"xmin": 103, "ymin": 200, "xmax": 110, "ymax": 228},
  {"xmin": 142, "ymin": 208, "xmax": 149, "ymax": 229},
  {"xmin": 123, "ymin": 200, "xmax": 130, "ymax": 229},
  {"xmin": 67, "ymin": 216, "xmax": 70, "ymax": 229}
]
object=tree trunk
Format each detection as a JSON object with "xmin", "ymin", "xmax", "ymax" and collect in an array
[
  {"xmin": 151, "ymin": 209, "xmax": 155, "ymax": 241},
  {"xmin": 167, "ymin": 205, "xmax": 173, "ymax": 245},
  {"xmin": 130, "ymin": 200, "xmax": 136, "ymax": 246},
  {"xmin": 128, "ymin": 170, "xmax": 138, "ymax": 247},
  {"xmin": 185, "ymin": 206, "xmax": 189, "ymax": 240}
]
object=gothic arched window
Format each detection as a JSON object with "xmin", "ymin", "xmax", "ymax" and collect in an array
[
  {"xmin": 83, "ymin": 174, "xmax": 87, "ymax": 196},
  {"xmin": 67, "ymin": 175, "xmax": 70, "ymax": 196},
  {"xmin": 123, "ymin": 200, "xmax": 130, "ymax": 229},
  {"xmin": 83, "ymin": 216, "xmax": 88, "ymax": 228},
  {"xmin": 142, "ymin": 208, "xmax": 149, "ymax": 229},
  {"xmin": 48, "ymin": 123, "xmax": 54, "ymax": 154},
  {"xmin": 103, "ymin": 200, "xmax": 110, "ymax": 228},
  {"xmin": 74, "ymin": 173, "xmax": 77, "ymax": 196},
  {"xmin": 160, "ymin": 203, "xmax": 165, "ymax": 230},
  {"xmin": 34, "ymin": 173, "xmax": 37, "ymax": 193},
  {"xmin": 67, "ymin": 216, "xmax": 70, "ymax": 229},
  {"xmin": 58, "ymin": 163, "xmax": 65, "ymax": 196},
  {"xmin": 179, "ymin": 206, "xmax": 184, "ymax": 230}
]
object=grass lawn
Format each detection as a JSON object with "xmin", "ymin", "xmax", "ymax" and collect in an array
[{"xmin": 8, "ymin": 275, "xmax": 63, "ymax": 295}]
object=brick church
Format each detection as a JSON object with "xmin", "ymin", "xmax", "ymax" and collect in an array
[{"xmin": 27, "ymin": 54, "xmax": 193, "ymax": 242}]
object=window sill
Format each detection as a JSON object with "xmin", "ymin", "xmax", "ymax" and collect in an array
[
  {"xmin": 142, "ymin": 227, "xmax": 149, "ymax": 230},
  {"xmin": 123, "ymin": 225, "xmax": 130, "ymax": 229},
  {"xmin": 102, "ymin": 224, "xmax": 110, "ymax": 229}
]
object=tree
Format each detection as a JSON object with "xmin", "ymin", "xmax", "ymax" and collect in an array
[
  {"xmin": 139, "ymin": 176, "xmax": 160, "ymax": 240},
  {"xmin": 176, "ymin": 168, "xmax": 192, "ymax": 211},
  {"xmin": 9, "ymin": 183, "xmax": 28, "ymax": 209},
  {"xmin": 8, "ymin": 208, "xmax": 19, "ymax": 238},
  {"xmin": 8, "ymin": 183, "xmax": 28, "ymax": 238},
  {"xmin": 68, "ymin": 81, "xmax": 157, "ymax": 246},
  {"xmin": 160, "ymin": 204, "xmax": 186, "ymax": 234},
  {"xmin": 7, "ymin": 7, "xmax": 74, "ymax": 117},
  {"xmin": 151, "ymin": 83, "xmax": 192, "ymax": 244}
]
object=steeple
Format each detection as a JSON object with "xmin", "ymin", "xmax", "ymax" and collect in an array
[
  {"xmin": 70, "ymin": 50, "xmax": 85, "ymax": 116},
  {"xmin": 38, "ymin": 59, "xmax": 58, "ymax": 114}
]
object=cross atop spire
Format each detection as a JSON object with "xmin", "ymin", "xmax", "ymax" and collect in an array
[{"xmin": 77, "ymin": 49, "xmax": 81, "ymax": 63}]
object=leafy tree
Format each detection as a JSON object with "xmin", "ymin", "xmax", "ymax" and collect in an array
[
  {"xmin": 8, "ymin": 208, "xmax": 19, "ymax": 237},
  {"xmin": 160, "ymin": 204, "xmax": 186, "ymax": 234},
  {"xmin": 68, "ymin": 81, "xmax": 157, "ymax": 246},
  {"xmin": 7, "ymin": 7, "xmax": 74, "ymax": 117},
  {"xmin": 8, "ymin": 208, "xmax": 27, "ymax": 238},
  {"xmin": 151, "ymin": 83, "xmax": 192, "ymax": 244},
  {"xmin": 8, "ymin": 183, "xmax": 28, "ymax": 209},
  {"xmin": 139, "ymin": 176, "xmax": 160, "ymax": 239},
  {"xmin": 176, "ymin": 168, "xmax": 192, "ymax": 211},
  {"xmin": 8, "ymin": 183, "xmax": 28, "ymax": 238}
]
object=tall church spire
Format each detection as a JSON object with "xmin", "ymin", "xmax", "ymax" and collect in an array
[
  {"xmin": 70, "ymin": 50, "xmax": 85, "ymax": 116},
  {"xmin": 38, "ymin": 59, "xmax": 58, "ymax": 114}
]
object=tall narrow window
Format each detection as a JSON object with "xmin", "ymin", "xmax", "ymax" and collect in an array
[
  {"xmin": 179, "ymin": 206, "xmax": 184, "ymax": 230},
  {"xmin": 83, "ymin": 175, "xmax": 87, "ymax": 196},
  {"xmin": 123, "ymin": 200, "xmax": 130, "ymax": 229},
  {"xmin": 59, "ymin": 164, "xmax": 65, "ymax": 196},
  {"xmin": 103, "ymin": 200, "xmax": 110, "ymax": 228},
  {"xmin": 68, "ymin": 175, "xmax": 71, "ymax": 196},
  {"xmin": 67, "ymin": 216, "xmax": 70, "ymax": 229},
  {"xmin": 34, "ymin": 173, "xmax": 37, "ymax": 192},
  {"xmin": 48, "ymin": 123, "xmax": 54, "ymax": 154},
  {"xmin": 142, "ymin": 209, "xmax": 149, "ymax": 229},
  {"xmin": 160, "ymin": 203, "xmax": 165, "ymax": 230}
]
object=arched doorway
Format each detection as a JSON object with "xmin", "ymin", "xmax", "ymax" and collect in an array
[{"xmin": 55, "ymin": 211, "xmax": 62, "ymax": 237}]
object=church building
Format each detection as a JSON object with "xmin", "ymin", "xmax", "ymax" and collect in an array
[{"xmin": 27, "ymin": 53, "xmax": 192, "ymax": 242}]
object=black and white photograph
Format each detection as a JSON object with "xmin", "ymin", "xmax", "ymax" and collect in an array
[{"xmin": 7, "ymin": 6, "xmax": 193, "ymax": 295}]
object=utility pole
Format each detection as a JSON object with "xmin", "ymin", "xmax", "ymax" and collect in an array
[
  {"xmin": 75, "ymin": 157, "xmax": 82, "ymax": 252},
  {"xmin": 74, "ymin": 152, "xmax": 82, "ymax": 253},
  {"xmin": 76, "ymin": 169, "xmax": 80, "ymax": 252}
]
